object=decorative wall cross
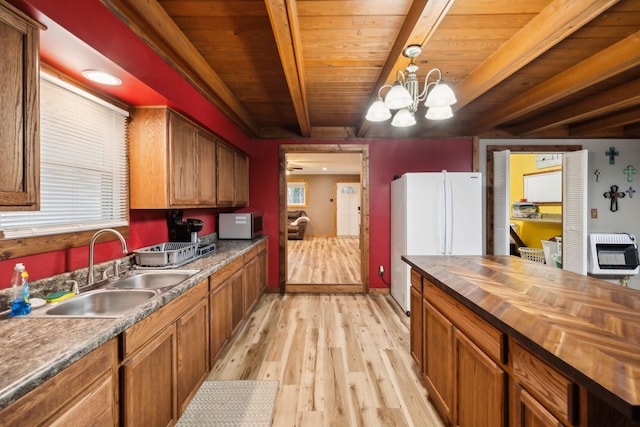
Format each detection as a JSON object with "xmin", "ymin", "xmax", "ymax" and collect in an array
[
  {"xmin": 623, "ymin": 165, "xmax": 637, "ymax": 182},
  {"xmin": 604, "ymin": 185, "xmax": 625, "ymax": 212},
  {"xmin": 627, "ymin": 186, "xmax": 636, "ymax": 198},
  {"xmin": 594, "ymin": 169, "xmax": 600, "ymax": 182},
  {"xmin": 606, "ymin": 146, "xmax": 619, "ymax": 164}
]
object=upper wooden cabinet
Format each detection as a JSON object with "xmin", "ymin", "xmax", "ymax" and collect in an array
[
  {"xmin": 216, "ymin": 141, "xmax": 249, "ymax": 207},
  {"xmin": 129, "ymin": 107, "xmax": 247, "ymax": 209},
  {"xmin": 0, "ymin": 2, "xmax": 40, "ymax": 210}
]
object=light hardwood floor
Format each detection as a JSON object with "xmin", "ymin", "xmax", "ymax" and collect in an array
[
  {"xmin": 208, "ymin": 293, "xmax": 443, "ymax": 426},
  {"xmin": 288, "ymin": 236, "xmax": 361, "ymax": 284}
]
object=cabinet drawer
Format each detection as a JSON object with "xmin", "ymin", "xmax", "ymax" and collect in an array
[
  {"xmin": 510, "ymin": 340, "xmax": 578, "ymax": 425},
  {"xmin": 210, "ymin": 257, "xmax": 243, "ymax": 291},
  {"xmin": 122, "ymin": 279, "xmax": 208, "ymax": 359},
  {"xmin": 410, "ymin": 269, "xmax": 422, "ymax": 292},
  {"xmin": 423, "ymin": 279, "xmax": 503, "ymax": 364}
]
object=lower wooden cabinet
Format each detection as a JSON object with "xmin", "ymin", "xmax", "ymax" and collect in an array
[
  {"xmin": 409, "ymin": 269, "xmax": 423, "ymax": 370},
  {"xmin": 120, "ymin": 279, "xmax": 209, "ymax": 426},
  {"xmin": 513, "ymin": 383, "xmax": 564, "ymax": 427},
  {"xmin": 421, "ymin": 275, "xmax": 506, "ymax": 427},
  {"xmin": 423, "ymin": 299, "xmax": 454, "ymax": 421},
  {"xmin": 177, "ymin": 297, "xmax": 209, "ymax": 414},
  {"xmin": 0, "ymin": 339, "xmax": 118, "ymax": 426},
  {"xmin": 121, "ymin": 325, "xmax": 177, "ymax": 427},
  {"xmin": 455, "ymin": 330, "xmax": 505, "ymax": 427}
]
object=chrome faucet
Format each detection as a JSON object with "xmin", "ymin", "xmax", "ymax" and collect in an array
[{"xmin": 87, "ymin": 229, "xmax": 129, "ymax": 286}]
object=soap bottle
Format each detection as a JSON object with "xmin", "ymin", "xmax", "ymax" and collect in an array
[{"xmin": 10, "ymin": 263, "xmax": 31, "ymax": 316}]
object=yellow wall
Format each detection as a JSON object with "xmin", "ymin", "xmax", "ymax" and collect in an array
[{"xmin": 510, "ymin": 154, "xmax": 562, "ymax": 249}]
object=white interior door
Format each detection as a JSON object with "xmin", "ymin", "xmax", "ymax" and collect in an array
[
  {"xmin": 563, "ymin": 149, "xmax": 588, "ymax": 275},
  {"xmin": 493, "ymin": 150, "xmax": 510, "ymax": 255},
  {"xmin": 336, "ymin": 182, "xmax": 360, "ymax": 236}
]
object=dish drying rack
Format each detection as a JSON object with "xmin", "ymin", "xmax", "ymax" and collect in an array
[{"xmin": 134, "ymin": 242, "xmax": 198, "ymax": 268}]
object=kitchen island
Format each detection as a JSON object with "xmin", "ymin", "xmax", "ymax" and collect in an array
[
  {"xmin": 403, "ymin": 255, "xmax": 640, "ymax": 427},
  {"xmin": 0, "ymin": 236, "xmax": 268, "ymax": 425}
]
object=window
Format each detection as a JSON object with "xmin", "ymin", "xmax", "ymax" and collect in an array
[
  {"xmin": 287, "ymin": 180, "xmax": 308, "ymax": 207},
  {"xmin": 0, "ymin": 72, "xmax": 129, "ymax": 238}
]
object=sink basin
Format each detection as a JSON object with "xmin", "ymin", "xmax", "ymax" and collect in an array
[
  {"xmin": 44, "ymin": 290, "xmax": 156, "ymax": 317},
  {"xmin": 111, "ymin": 269, "xmax": 198, "ymax": 290}
]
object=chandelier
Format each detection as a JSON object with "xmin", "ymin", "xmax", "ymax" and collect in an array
[{"xmin": 365, "ymin": 45, "xmax": 457, "ymax": 127}]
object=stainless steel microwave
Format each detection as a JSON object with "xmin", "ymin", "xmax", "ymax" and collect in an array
[{"xmin": 218, "ymin": 212, "xmax": 263, "ymax": 239}]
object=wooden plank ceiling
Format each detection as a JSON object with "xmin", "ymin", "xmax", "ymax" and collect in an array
[{"xmin": 103, "ymin": 0, "xmax": 640, "ymax": 139}]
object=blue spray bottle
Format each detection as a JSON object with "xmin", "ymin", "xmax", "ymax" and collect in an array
[{"xmin": 10, "ymin": 263, "xmax": 31, "ymax": 316}]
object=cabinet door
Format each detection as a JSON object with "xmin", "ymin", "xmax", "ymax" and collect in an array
[
  {"xmin": 169, "ymin": 113, "xmax": 198, "ymax": 206},
  {"xmin": 197, "ymin": 130, "xmax": 217, "ymax": 205},
  {"xmin": 234, "ymin": 151, "xmax": 249, "ymax": 206},
  {"xmin": 0, "ymin": 4, "xmax": 39, "ymax": 210},
  {"xmin": 210, "ymin": 279, "xmax": 232, "ymax": 365},
  {"xmin": 243, "ymin": 254, "xmax": 260, "ymax": 315},
  {"xmin": 257, "ymin": 246, "xmax": 268, "ymax": 294},
  {"xmin": 455, "ymin": 330, "xmax": 505, "ymax": 427},
  {"xmin": 513, "ymin": 384, "xmax": 563, "ymax": 427},
  {"xmin": 216, "ymin": 141, "xmax": 236, "ymax": 206},
  {"xmin": 410, "ymin": 286, "xmax": 423, "ymax": 372},
  {"xmin": 424, "ymin": 299, "xmax": 454, "ymax": 422},
  {"xmin": 177, "ymin": 298, "xmax": 209, "ymax": 415},
  {"xmin": 121, "ymin": 325, "xmax": 177, "ymax": 427},
  {"xmin": 230, "ymin": 268, "xmax": 245, "ymax": 332}
]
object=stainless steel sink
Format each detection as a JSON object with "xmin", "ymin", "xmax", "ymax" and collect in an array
[
  {"xmin": 110, "ymin": 269, "xmax": 199, "ymax": 290},
  {"xmin": 43, "ymin": 290, "xmax": 156, "ymax": 317}
]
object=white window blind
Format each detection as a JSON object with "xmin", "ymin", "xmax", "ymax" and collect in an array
[{"xmin": 0, "ymin": 72, "xmax": 129, "ymax": 238}]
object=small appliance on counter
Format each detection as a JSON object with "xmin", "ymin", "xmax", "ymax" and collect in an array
[
  {"xmin": 218, "ymin": 212, "xmax": 263, "ymax": 239},
  {"xmin": 588, "ymin": 233, "xmax": 639, "ymax": 277},
  {"xmin": 167, "ymin": 210, "xmax": 203, "ymax": 243}
]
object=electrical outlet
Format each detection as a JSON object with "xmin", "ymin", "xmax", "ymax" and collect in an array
[
  {"xmin": 591, "ymin": 208, "xmax": 598, "ymax": 219},
  {"xmin": 378, "ymin": 265, "xmax": 385, "ymax": 276}
]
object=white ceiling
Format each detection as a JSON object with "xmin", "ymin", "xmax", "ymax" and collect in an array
[{"xmin": 287, "ymin": 153, "xmax": 362, "ymax": 175}]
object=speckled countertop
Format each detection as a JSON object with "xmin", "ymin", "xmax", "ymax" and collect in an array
[{"xmin": 0, "ymin": 236, "xmax": 268, "ymax": 410}]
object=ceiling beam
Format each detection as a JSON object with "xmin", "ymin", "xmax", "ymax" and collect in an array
[
  {"xmin": 102, "ymin": 0, "xmax": 260, "ymax": 136},
  {"xmin": 569, "ymin": 106, "xmax": 640, "ymax": 136},
  {"xmin": 453, "ymin": 0, "xmax": 621, "ymax": 113},
  {"xmin": 357, "ymin": 0, "xmax": 455, "ymax": 137},
  {"xmin": 264, "ymin": 0, "xmax": 311, "ymax": 136},
  {"xmin": 505, "ymin": 79, "xmax": 640, "ymax": 135},
  {"xmin": 474, "ymin": 30, "xmax": 640, "ymax": 132}
]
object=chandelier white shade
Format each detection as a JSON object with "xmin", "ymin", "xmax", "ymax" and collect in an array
[{"xmin": 365, "ymin": 45, "xmax": 456, "ymax": 127}]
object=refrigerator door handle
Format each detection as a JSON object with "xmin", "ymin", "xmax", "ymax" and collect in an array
[
  {"xmin": 445, "ymin": 179, "xmax": 454, "ymax": 254},
  {"xmin": 439, "ymin": 178, "xmax": 447, "ymax": 254}
]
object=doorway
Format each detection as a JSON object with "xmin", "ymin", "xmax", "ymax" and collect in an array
[
  {"xmin": 279, "ymin": 145, "xmax": 369, "ymax": 294},
  {"xmin": 336, "ymin": 181, "xmax": 360, "ymax": 236}
]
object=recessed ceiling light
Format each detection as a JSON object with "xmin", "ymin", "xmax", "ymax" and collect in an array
[
  {"xmin": 81, "ymin": 69, "xmax": 122, "ymax": 86},
  {"xmin": 322, "ymin": 167, "xmax": 328, "ymax": 171}
]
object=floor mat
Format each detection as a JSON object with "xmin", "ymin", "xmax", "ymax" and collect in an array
[{"xmin": 177, "ymin": 380, "xmax": 279, "ymax": 426}]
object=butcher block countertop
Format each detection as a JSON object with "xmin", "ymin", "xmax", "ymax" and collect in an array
[{"xmin": 402, "ymin": 255, "xmax": 640, "ymax": 421}]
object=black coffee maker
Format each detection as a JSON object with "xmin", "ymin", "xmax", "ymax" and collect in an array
[{"xmin": 167, "ymin": 210, "xmax": 204, "ymax": 243}]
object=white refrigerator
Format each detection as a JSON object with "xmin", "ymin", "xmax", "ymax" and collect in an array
[{"xmin": 390, "ymin": 171, "xmax": 483, "ymax": 313}]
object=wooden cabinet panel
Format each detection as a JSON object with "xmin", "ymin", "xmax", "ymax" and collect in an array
[
  {"xmin": 169, "ymin": 113, "xmax": 198, "ymax": 205},
  {"xmin": 197, "ymin": 130, "xmax": 217, "ymax": 205},
  {"xmin": 513, "ymin": 383, "xmax": 563, "ymax": 427},
  {"xmin": 177, "ymin": 297, "xmax": 209, "ymax": 415},
  {"xmin": 243, "ymin": 254, "xmax": 260, "ymax": 315},
  {"xmin": 216, "ymin": 140, "xmax": 249, "ymax": 207},
  {"xmin": 410, "ymin": 286, "xmax": 423, "ymax": 371},
  {"xmin": 0, "ymin": 339, "xmax": 118, "ymax": 426},
  {"xmin": 423, "ymin": 299, "xmax": 454, "ymax": 422},
  {"xmin": 210, "ymin": 279, "xmax": 232, "ymax": 365},
  {"xmin": 121, "ymin": 325, "xmax": 177, "ymax": 427},
  {"xmin": 216, "ymin": 141, "xmax": 236, "ymax": 206},
  {"xmin": 511, "ymin": 340, "xmax": 577, "ymax": 426},
  {"xmin": 234, "ymin": 151, "xmax": 249, "ymax": 206},
  {"xmin": 257, "ymin": 243, "xmax": 268, "ymax": 294},
  {"xmin": 0, "ymin": 2, "xmax": 39, "ymax": 210},
  {"xmin": 455, "ymin": 329, "xmax": 505, "ymax": 427},
  {"xmin": 231, "ymin": 267, "xmax": 245, "ymax": 332}
]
